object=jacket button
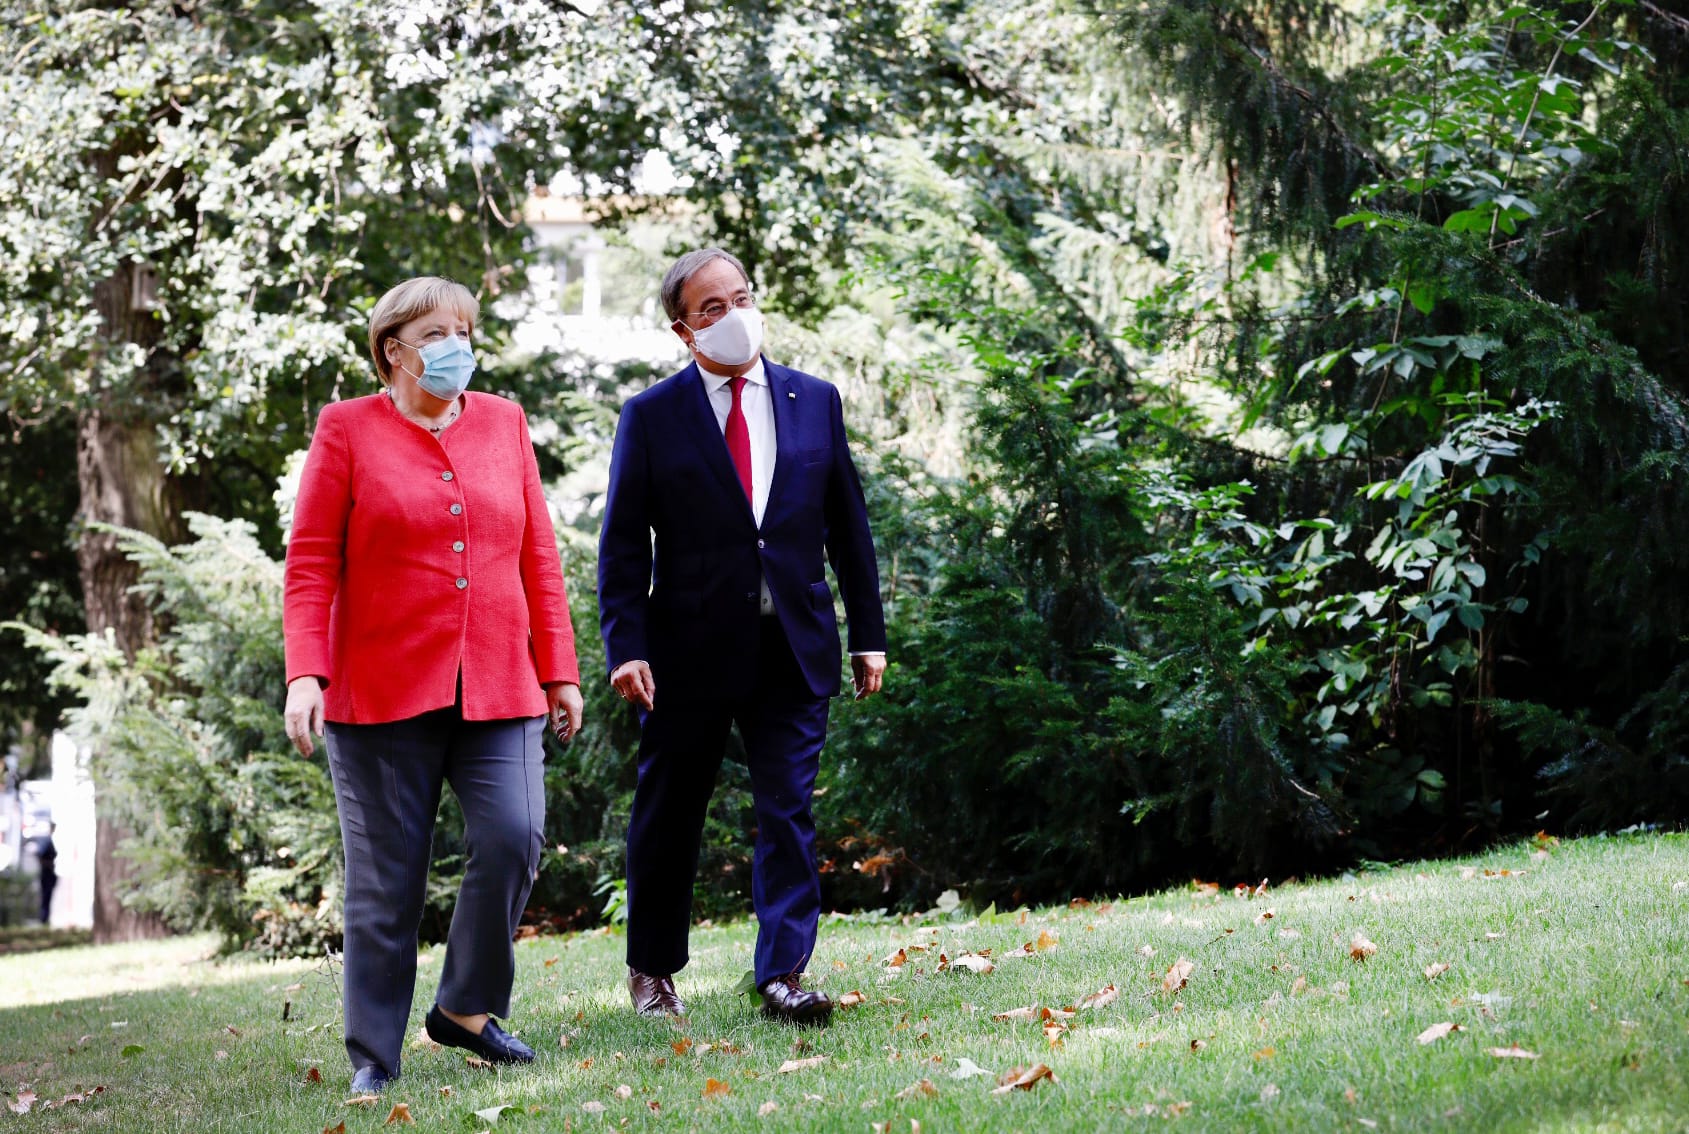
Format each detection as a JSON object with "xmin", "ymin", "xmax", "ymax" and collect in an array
[
  {"xmin": 452, "ymin": 540, "xmax": 465, "ymax": 552},
  {"xmin": 757, "ymin": 538, "xmax": 766, "ymax": 549},
  {"xmin": 441, "ymin": 470, "xmax": 454, "ymax": 481},
  {"xmin": 450, "ymin": 503, "xmax": 462, "ymax": 515},
  {"xmin": 455, "ymin": 577, "xmax": 468, "ymax": 589}
]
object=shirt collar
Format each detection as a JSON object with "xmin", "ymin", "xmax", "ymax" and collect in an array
[{"xmin": 699, "ymin": 358, "xmax": 766, "ymax": 394}]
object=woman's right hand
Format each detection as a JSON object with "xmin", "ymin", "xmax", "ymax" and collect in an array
[{"xmin": 284, "ymin": 676, "xmax": 326, "ymax": 758}]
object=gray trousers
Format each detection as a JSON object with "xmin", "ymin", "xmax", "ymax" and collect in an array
[{"xmin": 325, "ymin": 706, "xmax": 545, "ymax": 1077}]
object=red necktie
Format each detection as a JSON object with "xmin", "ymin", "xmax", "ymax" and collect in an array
[{"xmin": 725, "ymin": 376, "xmax": 753, "ymax": 503}]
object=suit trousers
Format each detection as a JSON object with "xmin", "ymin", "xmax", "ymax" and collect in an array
[
  {"xmin": 325, "ymin": 705, "xmax": 545, "ymax": 1076},
  {"xmin": 625, "ymin": 617, "xmax": 831, "ymax": 986}
]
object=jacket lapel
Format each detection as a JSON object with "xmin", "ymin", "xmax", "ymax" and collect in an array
[{"xmin": 765, "ymin": 361, "xmax": 799, "ymax": 524}]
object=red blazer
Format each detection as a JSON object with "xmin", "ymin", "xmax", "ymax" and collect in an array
[{"xmin": 284, "ymin": 391, "xmax": 579, "ymax": 723}]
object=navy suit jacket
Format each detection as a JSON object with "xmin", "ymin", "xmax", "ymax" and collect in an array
[{"xmin": 597, "ymin": 358, "xmax": 886, "ymax": 703}]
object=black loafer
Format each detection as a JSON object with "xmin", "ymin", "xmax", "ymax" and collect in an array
[
  {"xmin": 759, "ymin": 976, "xmax": 833, "ymax": 1026},
  {"xmin": 349, "ymin": 1064, "xmax": 394, "ymax": 1094},
  {"xmin": 424, "ymin": 1005, "xmax": 536, "ymax": 1064}
]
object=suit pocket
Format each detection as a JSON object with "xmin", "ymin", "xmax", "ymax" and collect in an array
[{"xmin": 809, "ymin": 580, "xmax": 834, "ymax": 610}]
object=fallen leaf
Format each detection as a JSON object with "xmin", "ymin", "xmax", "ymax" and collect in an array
[
  {"xmin": 321, "ymin": 1124, "xmax": 346, "ymax": 1134},
  {"xmin": 439, "ymin": 1086, "xmax": 454, "ymax": 1098},
  {"xmin": 1260, "ymin": 1083, "xmax": 1280, "ymax": 1102},
  {"xmin": 466, "ymin": 1055, "xmax": 492, "ymax": 1070},
  {"xmin": 473, "ymin": 1103, "xmax": 514, "ymax": 1123},
  {"xmin": 894, "ymin": 1079, "xmax": 938, "ymax": 1100},
  {"xmin": 778, "ymin": 1056, "xmax": 827, "ymax": 1074},
  {"xmin": 581, "ymin": 1101, "xmax": 606, "ymax": 1114},
  {"xmin": 1163, "ymin": 957, "xmax": 1196, "ymax": 992},
  {"xmin": 1291, "ymin": 976, "xmax": 1308, "ymax": 995},
  {"xmin": 384, "ymin": 1102, "xmax": 414, "ymax": 1125},
  {"xmin": 344, "ymin": 1094, "xmax": 382, "ymax": 1107},
  {"xmin": 838, "ymin": 990, "xmax": 868, "ymax": 1009},
  {"xmin": 943, "ymin": 952, "xmax": 995, "ymax": 974},
  {"xmin": 285, "ymin": 982, "xmax": 305, "ymax": 992},
  {"xmin": 120, "ymin": 1044, "xmax": 145, "ymax": 1058},
  {"xmin": 758, "ymin": 1100, "xmax": 780, "ymax": 1116},
  {"xmin": 1416, "ymin": 1022, "xmax": 1461, "ymax": 1045},
  {"xmin": 1190, "ymin": 1038, "xmax": 1207, "ymax": 1052},
  {"xmin": 305, "ymin": 1066, "xmax": 323, "ymax": 1084},
  {"xmin": 884, "ymin": 949, "xmax": 908, "ymax": 968},
  {"xmin": 1137, "ymin": 945, "xmax": 1156, "ymax": 958},
  {"xmin": 1486, "ymin": 1045, "xmax": 1540, "ymax": 1059},
  {"xmin": 614, "ymin": 1084, "xmax": 633, "ymax": 1099},
  {"xmin": 1485, "ymin": 932, "xmax": 1505, "ymax": 940},
  {"xmin": 1255, "ymin": 909, "xmax": 1276, "ymax": 925},
  {"xmin": 1075, "ymin": 984, "xmax": 1118, "ymax": 1010},
  {"xmin": 648, "ymin": 1099, "xmax": 662, "ymax": 1112},
  {"xmin": 704, "ymin": 1078, "xmax": 732, "ymax": 1097},
  {"xmin": 1424, "ymin": 962, "xmax": 1452, "ymax": 980},
  {"xmin": 671, "ymin": 1037, "xmax": 694, "ymax": 1055},
  {"xmin": 7, "ymin": 1091, "xmax": 36, "ymax": 1115},
  {"xmin": 992, "ymin": 1005, "xmax": 1039, "ymax": 1022},
  {"xmin": 1350, "ymin": 934, "xmax": 1378, "ymax": 961},
  {"xmin": 990, "ymin": 1063, "xmax": 1058, "ymax": 1094},
  {"xmin": 950, "ymin": 1057, "xmax": 994, "ymax": 1079}
]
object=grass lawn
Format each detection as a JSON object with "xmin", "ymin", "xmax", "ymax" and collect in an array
[{"xmin": 2, "ymin": 832, "xmax": 1686, "ymax": 1132}]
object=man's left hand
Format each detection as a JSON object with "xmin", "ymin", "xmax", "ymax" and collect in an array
[{"xmin": 851, "ymin": 653, "xmax": 887, "ymax": 700}]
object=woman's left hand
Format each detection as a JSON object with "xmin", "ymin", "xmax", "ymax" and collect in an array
[{"xmin": 546, "ymin": 682, "xmax": 584, "ymax": 743}]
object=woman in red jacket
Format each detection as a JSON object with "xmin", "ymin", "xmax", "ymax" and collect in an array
[{"xmin": 282, "ymin": 276, "xmax": 582, "ymax": 1095}]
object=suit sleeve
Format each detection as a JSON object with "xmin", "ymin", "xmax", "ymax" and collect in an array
[
  {"xmin": 822, "ymin": 385, "xmax": 887, "ymax": 654},
  {"xmin": 516, "ymin": 405, "xmax": 580, "ymax": 686},
  {"xmin": 597, "ymin": 397, "xmax": 654, "ymax": 674},
  {"xmin": 283, "ymin": 406, "xmax": 351, "ymax": 686}
]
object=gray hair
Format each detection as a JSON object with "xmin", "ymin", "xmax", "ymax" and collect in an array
[{"xmin": 660, "ymin": 248, "xmax": 749, "ymax": 323}]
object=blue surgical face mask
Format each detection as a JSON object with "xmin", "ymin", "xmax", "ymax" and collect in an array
[{"xmin": 397, "ymin": 335, "xmax": 476, "ymax": 400}]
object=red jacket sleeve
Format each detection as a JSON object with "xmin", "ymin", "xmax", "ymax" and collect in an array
[
  {"xmin": 283, "ymin": 405, "xmax": 352, "ymax": 686},
  {"xmin": 516, "ymin": 406, "xmax": 580, "ymax": 686}
]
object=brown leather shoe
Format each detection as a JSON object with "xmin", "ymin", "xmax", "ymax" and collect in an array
[
  {"xmin": 758, "ymin": 975, "xmax": 833, "ymax": 1026},
  {"xmin": 628, "ymin": 967, "xmax": 686, "ymax": 1017}
]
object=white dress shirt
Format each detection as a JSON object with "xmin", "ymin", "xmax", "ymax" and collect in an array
[
  {"xmin": 701, "ymin": 360, "xmax": 777, "ymax": 614},
  {"xmin": 700, "ymin": 359, "xmax": 776, "ymax": 526}
]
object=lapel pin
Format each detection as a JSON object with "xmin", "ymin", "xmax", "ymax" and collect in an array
[{"xmin": 787, "ymin": 392, "xmax": 796, "ymax": 399}]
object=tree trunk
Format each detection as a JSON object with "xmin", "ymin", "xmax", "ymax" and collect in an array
[
  {"xmin": 77, "ymin": 408, "xmax": 181, "ymax": 943},
  {"xmin": 76, "ymin": 244, "xmax": 183, "ymax": 943}
]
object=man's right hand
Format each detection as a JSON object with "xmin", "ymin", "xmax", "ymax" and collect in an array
[
  {"xmin": 283, "ymin": 675, "xmax": 326, "ymax": 758},
  {"xmin": 610, "ymin": 660, "xmax": 656, "ymax": 711}
]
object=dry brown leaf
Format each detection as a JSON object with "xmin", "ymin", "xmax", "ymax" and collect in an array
[
  {"xmin": 1350, "ymin": 934, "xmax": 1378, "ymax": 961},
  {"xmin": 990, "ymin": 1063, "xmax": 1057, "ymax": 1094},
  {"xmin": 648, "ymin": 1100, "xmax": 662, "ymax": 1112},
  {"xmin": 614, "ymin": 1084, "xmax": 633, "ymax": 1099},
  {"xmin": 838, "ymin": 990, "xmax": 868, "ymax": 1009},
  {"xmin": 943, "ymin": 952, "xmax": 995, "ymax": 974},
  {"xmin": 778, "ymin": 1056, "xmax": 828, "ymax": 1074},
  {"xmin": 758, "ymin": 1100, "xmax": 780, "ymax": 1116},
  {"xmin": 305, "ymin": 1066, "xmax": 323, "ymax": 1084},
  {"xmin": 465, "ymin": 1055, "xmax": 492, "ymax": 1070},
  {"xmin": 1486, "ymin": 1045, "xmax": 1540, "ymax": 1060},
  {"xmin": 438, "ymin": 1086, "xmax": 454, "ymax": 1098},
  {"xmin": 344, "ymin": 1094, "xmax": 381, "ymax": 1107},
  {"xmin": 1189, "ymin": 1038, "xmax": 1207, "ymax": 1052},
  {"xmin": 703, "ymin": 1078, "xmax": 732, "ymax": 1097},
  {"xmin": 7, "ymin": 1091, "xmax": 36, "ymax": 1116},
  {"xmin": 321, "ymin": 1124, "xmax": 346, "ymax": 1134},
  {"xmin": 1255, "ymin": 909, "xmax": 1276, "ymax": 925},
  {"xmin": 1075, "ymin": 984, "xmax": 1119, "ymax": 1010},
  {"xmin": 1416, "ymin": 1022, "xmax": 1461, "ymax": 1045},
  {"xmin": 1163, "ymin": 957, "xmax": 1196, "ymax": 993},
  {"xmin": 672, "ymin": 1037, "xmax": 694, "ymax": 1055},
  {"xmin": 1424, "ymin": 962, "xmax": 1452, "ymax": 981},
  {"xmin": 991, "ymin": 1005, "xmax": 1040, "ymax": 1022},
  {"xmin": 1137, "ymin": 944, "xmax": 1156, "ymax": 958},
  {"xmin": 884, "ymin": 948, "xmax": 909, "ymax": 968},
  {"xmin": 581, "ymin": 1101, "xmax": 606, "ymax": 1114},
  {"xmin": 894, "ymin": 1079, "xmax": 938, "ymax": 1100},
  {"xmin": 384, "ymin": 1102, "xmax": 414, "ymax": 1125}
]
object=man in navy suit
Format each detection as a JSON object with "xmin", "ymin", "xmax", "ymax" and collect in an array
[{"xmin": 598, "ymin": 248, "xmax": 887, "ymax": 1025}]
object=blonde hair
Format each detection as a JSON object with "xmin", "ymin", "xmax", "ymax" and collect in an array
[{"xmin": 368, "ymin": 277, "xmax": 479, "ymax": 386}]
